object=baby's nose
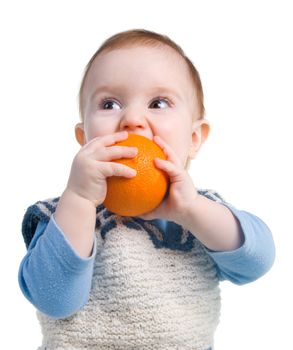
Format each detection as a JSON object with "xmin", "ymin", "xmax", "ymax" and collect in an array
[{"xmin": 119, "ymin": 110, "xmax": 147, "ymax": 131}]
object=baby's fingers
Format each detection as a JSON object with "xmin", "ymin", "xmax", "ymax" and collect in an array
[
  {"xmin": 99, "ymin": 161, "xmax": 137, "ymax": 179},
  {"xmin": 153, "ymin": 135, "xmax": 181, "ymax": 166},
  {"xmin": 104, "ymin": 146, "xmax": 138, "ymax": 161},
  {"xmin": 154, "ymin": 158, "xmax": 181, "ymax": 178},
  {"xmin": 85, "ymin": 131, "xmax": 129, "ymax": 153}
]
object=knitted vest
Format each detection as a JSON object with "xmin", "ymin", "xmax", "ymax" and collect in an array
[{"xmin": 22, "ymin": 190, "xmax": 222, "ymax": 350}]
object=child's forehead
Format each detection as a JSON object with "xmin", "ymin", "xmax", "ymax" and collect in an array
[{"xmin": 86, "ymin": 45, "xmax": 192, "ymax": 87}]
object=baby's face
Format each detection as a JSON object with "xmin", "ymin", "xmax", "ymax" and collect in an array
[{"xmin": 80, "ymin": 45, "xmax": 207, "ymax": 166}]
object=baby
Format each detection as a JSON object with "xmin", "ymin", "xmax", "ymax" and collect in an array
[{"xmin": 19, "ymin": 29, "xmax": 275, "ymax": 350}]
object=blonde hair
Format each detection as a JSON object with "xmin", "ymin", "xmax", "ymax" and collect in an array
[{"xmin": 78, "ymin": 29, "xmax": 205, "ymax": 120}]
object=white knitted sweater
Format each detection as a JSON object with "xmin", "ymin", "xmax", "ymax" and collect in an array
[{"xmin": 23, "ymin": 191, "xmax": 222, "ymax": 350}]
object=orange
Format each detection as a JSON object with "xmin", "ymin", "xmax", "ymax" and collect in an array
[{"xmin": 103, "ymin": 134, "xmax": 169, "ymax": 216}]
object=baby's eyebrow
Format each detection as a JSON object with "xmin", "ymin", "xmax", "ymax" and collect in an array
[
  {"xmin": 90, "ymin": 85, "xmax": 125, "ymax": 101},
  {"xmin": 149, "ymin": 86, "xmax": 183, "ymax": 101},
  {"xmin": 89, "ymin": 85, "xmax": 183, "ymax": 102}
]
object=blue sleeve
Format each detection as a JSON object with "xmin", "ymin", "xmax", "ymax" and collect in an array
[
  {"xmin": 18, "ymin": 216, "xmax": 96, "ymax": 319},
  {"xmin": 205, "ymin": 204, "xmax": 276, "ymax": 285}
]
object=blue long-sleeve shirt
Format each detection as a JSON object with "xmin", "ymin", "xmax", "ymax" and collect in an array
[{"xmin": 18, "ymin": 202, "xmax": 275, "ymax": 319}]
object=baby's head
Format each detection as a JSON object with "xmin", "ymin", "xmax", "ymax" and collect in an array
[{"xmin": 76, "ymin": 29, "xmax": 210, "ymax": 168}]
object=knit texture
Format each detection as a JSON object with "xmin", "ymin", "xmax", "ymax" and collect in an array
[{"xmin": 22, "ymin": 190, "xmax": 223, "ymax": 350}]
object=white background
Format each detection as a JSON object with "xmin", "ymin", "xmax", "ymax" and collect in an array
[{"xmin": 1, "ymin": 0, "xmax": 292, "ymax": 349}]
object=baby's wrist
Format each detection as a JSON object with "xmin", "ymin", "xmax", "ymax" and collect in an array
[
  {"xmin": 173, "ymin": 190, "xmax": 201, "ymax": 228},
  {"xmin": 62, "ymin": 187, "xmax": 97, "ymax": 211}
]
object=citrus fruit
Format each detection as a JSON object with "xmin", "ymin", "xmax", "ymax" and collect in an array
[{"xmin": 103, "ymin": 134, "xmax": 169, "ymax": 216}]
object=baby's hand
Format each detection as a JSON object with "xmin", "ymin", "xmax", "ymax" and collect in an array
[
  {"xmin": 138, "ymin": 136, "xmax": 198, "ymax": 224},
  {"xmin": 66, "ymin": 131, "xmax": 137, "ymax": 207}
]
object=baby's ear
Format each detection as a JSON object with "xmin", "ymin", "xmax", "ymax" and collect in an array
[
  {"xmin": 75, "ymin": 123, "xmax": 85, "ymax": 146},
  {"xmin": 198, "ymin": 119, "xmax": 210, "ymax": 144},
  {"xmin": 189, "ymin": 119, "xmax": 210, "ymax": 158}
]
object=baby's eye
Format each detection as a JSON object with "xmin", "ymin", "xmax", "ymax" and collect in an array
[
  {"xmin": 149, "ymin": 98, "xmax": 170, "ymax": 109},
  {"xmin": 101, "ymin": 99, "xmax": 121, "ymax": 110}
]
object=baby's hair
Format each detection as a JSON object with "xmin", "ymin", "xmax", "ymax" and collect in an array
[{"xmin": 79, "ymin": 29, "xmax": 205, "ymax": 120}]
